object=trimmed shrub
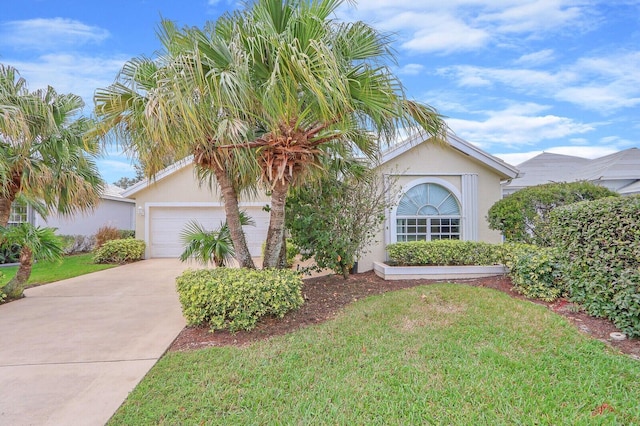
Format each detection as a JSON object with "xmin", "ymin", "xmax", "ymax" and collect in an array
[
  {"xmin": 93, "ymin": 239, "xmax": 145, "ymax": 264},
  {"xmin": 95, "ymin": 225, "xmax": 122, "ymax": 249},
  {"xmin": 386, "ymin": 240, "xmax": 505, "ymax": 266},
  {"xmin": 176, "ymin": 268, "xmax": 304, "ymax": 332},
  {"xmin": 488, "ymin": 181, "xmax": 617, "ymax": 246},
  {"xmin": 60, "ymin": 235, "xmax": 96, "ymax": 255},
  {"xmin": 549, "ymin": 195, "xmax": 640, "ymax": 337},
  {"xmin": 504, "ymin": 244, "xmax": 565, "ymax": 302}
]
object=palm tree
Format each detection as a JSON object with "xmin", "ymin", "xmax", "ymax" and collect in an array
[
  {"xmin": 0, "ymin": 223, "xmax": 64, "ymax": 299},
  {"xmin": 94, "ymin": 23, "xmax": 260, "ymax": 269},
  {"xmin": 0, "ymin": 66, "xmax": 103, "ymax": 226},
  {"xmin": 179, "ymin": 211, "xmax": 255, "ymax": 267},
  {"xmin": 232, "ymin": 0, "xmax": 446, "ymax": 267}
]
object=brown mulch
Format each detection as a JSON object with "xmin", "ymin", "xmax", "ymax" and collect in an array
[{"xmin": 169, "ymin": 271, "xmax": 640, "ymax": 360}]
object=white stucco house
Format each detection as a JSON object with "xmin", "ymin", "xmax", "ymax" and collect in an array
[
  {"xmin": 123, "ymin": 133, "xmax": 519, "ymax": 272},
  {"xmin": 9, "ymin": 184, "xmax": 135, "ymax": 236},
  {"xmin": 503, "ymin": 148, "xmax": 640, "ymax": 196}
]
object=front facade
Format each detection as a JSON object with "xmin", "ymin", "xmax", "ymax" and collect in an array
[
  {"xmin": 124, "ymin": 134, "xmax": 518, "ymax": 272},
  {"xmin": 357, "ymin": 134, "xmax": 518, "ymax": 272}
]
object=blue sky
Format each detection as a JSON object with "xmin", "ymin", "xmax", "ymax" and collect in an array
[{"xmin": 1, "ymin": 0, "xmax": 639, "ymax": 184}]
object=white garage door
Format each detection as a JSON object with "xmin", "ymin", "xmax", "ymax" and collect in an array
[{"xmin": 148, "ymin": 206, "xmax": 270, "ymax": 258}]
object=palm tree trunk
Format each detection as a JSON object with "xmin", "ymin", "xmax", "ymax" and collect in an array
[
  {"xmin": 1, "ymin": 246, "xmax": 32, "ymax": 299},
  {"xmin": 212, "ymin": 165, "xmax": 256, "ymax": 269},
  {"xmin": 263, "ymin": 180, "xmax": 289, "ymax": 269},
  {"xmin": 0, "ymin": 198, "xmax": 13, "ymax": 227}
]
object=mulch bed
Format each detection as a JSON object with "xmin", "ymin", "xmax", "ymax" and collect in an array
[{"xmin": 169, "ymin": 271, "xmax": 640, "ymax": 360}]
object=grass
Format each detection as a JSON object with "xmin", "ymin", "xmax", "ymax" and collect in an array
[
  {"xmin": 108, "ymin": 284, "xmax": 640, "ymax": 425},
  {"xmin": 0, "ymin": 253, "xmax": 116, "ymax": 287}
]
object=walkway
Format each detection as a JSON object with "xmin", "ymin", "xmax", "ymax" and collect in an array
[{"xmin": 0, "ymin": 259, "xmax": 189, "ymax": 426}]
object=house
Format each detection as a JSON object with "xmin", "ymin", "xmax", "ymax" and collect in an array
[
  {"xmin": 122, "ymin": 159, "xmax": 272, "ymax": 259},
  {"xmin": 502, "ymin": 148, "xmax": 640, "ymax": 196},
  {"xmin": 123, "ymin": 133, "xmax": 519, "ymax": 272},
  {"xmin": 9, "ymin": 184, "xmax": 135, "ymax": 236}
]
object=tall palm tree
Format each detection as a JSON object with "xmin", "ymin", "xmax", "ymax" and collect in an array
[
  {"xmin": 94, "ymin": 22, "xmax": 260, "ymax": 269},
  {"xmin": 233, "ymin": 0, "xmax": 446, "ymax": 267},
  {"xmin": 0, "ymin": 223, "xmax": 64, "ymax": 299},
  {"xmin": 0, "ymin": 66, "xmax": 103, "ymax": 226}
]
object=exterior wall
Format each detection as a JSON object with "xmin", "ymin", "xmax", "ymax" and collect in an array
[
  {"xmin": 357, "ymin": 141, "xmax": 506, "ymax": 273},
  {"xmin": 126, "ymin": 163, "xmax": 272, "ymax": 258},
  {"xmin": 34, "ymin": 198, "xmax": 135, "ymax": 236}
]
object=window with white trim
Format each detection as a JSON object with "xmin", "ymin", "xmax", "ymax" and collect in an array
[
  {"xmin": 396, "ymin": 183, "xmax": 461, "ymax": 241},
  {"xmin": 8, "ymin": 201, "xmax": 28, "ymax": 226}
]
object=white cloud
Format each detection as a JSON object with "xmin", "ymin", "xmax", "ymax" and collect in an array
[
  {"xmin": 6, "ymin": 54, "xmax": 128, "ymax": 109},
  {"xmin": 338, "ymin": 1, "xmax": 596, "ymax": 54},
  {"xmin": 446, "ymin": 103, "xmax": 594, "ymax": 148},
  {"xmin": 399, "ymin": 14, "xmax": 490, "ymax": 53},
  {"xmin": 397, "ymin": 63, "xmax": 425, "ymax": 75},
  {"xmin": 0, "ymin": 18, "xmax": 110, "ymax": 51},
  {"xmin": 480, "ymin": 0, "xmax": 585, "ymax": 34},
  {"xmin": 439, "ymin": 50, "xmax": 640, "ymax": 113},
  {"xmin": 514, "ymin": 49, "xmax": 555, "ymax": 66}
]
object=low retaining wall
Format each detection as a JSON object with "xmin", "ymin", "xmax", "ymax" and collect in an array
[{"xmin": 373, "ymin": 262, "xmax": 508, "ymax": 281}]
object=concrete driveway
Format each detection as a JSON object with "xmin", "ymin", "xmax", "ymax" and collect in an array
[{"xmin": 0, "ymin": 258, "xmax": 190, "ymax": 426}]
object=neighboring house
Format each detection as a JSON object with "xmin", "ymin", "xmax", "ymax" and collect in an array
[
  {"xmin": 503, "ymin": 148, "xmax": 640, "ymax": 196},
  {"xmin": 123, "ymin": 133, "xmax": 519, "ymax": 272},
  {"xmin": 9, "ymin": 184, "xmax": 135, "ymax": 236}
]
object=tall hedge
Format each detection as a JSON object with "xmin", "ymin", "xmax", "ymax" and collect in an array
[
  {"xmin": 548, "ymin": 195, "xmax": 640, "ymax": 337},
  {"xmin": 488, "ymin": 182, "xmax": 617, "ymax": 245}
]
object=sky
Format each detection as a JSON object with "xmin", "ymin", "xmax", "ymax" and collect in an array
[{"xmin": 1, "ymin": 0, "xmax": 639, "ymax": 184}]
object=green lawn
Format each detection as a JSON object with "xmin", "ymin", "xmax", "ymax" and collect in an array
[
  {"xmin": 0, "ymin": 253, "xmax": 116, "ymax": 287},
  {"xmin": 108, "ymin": 284, "xmax": 640, "ymax": 425}
]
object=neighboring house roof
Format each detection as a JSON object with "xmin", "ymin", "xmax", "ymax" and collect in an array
[
  {"xmin": 619, "ymin": 180, "xmax": 640, "ymax": 195},
  {"xmin": 102, "ymin": 183, "xmax": 135, "ymax": 203},
  {"xmin": 503, "ymin": 147, "xmax": 640, "ymax": 195},
  {"xmin": 569, "ymin": 148, "xmax": 640, "ymax": 182},
  {"xmin": 123, "ymin": 134, "xmax": 519, "ymax": 198},
  {"xmin": 503, "ymin": 152, "xmax": 589, "ymax": 190},
  {"xmin": 380, "ymin": 132, "xmax": 519, "ymax": 180}
]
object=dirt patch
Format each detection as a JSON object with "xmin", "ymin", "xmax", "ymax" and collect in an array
[{"xmin": 169, "ymin": 272, "xmax": 640, "ymax": 360}]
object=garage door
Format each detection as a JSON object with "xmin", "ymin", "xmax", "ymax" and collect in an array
[{"xmin": 148, "ymin": 206, "xmax": 270, "ymax": 258}]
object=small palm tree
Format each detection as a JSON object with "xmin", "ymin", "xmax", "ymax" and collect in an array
[
  {"xmin": 0, "ymin": 223, "xmax": 64, "ymax": 300},
  {"xmin": 179, "ymin": 211, "xmax": 255, "ymax": 267}
]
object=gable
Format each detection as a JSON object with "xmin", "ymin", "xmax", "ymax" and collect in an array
[
  {"xmin": 378, "ymin": 136, "xmax": 516, "ymax": 181},
  {"xmin": 380, "ymin": 133, "xmax": 518, "ymax": 180}
]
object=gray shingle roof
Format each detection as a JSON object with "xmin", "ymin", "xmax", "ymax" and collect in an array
[
  {"xmin": 504, "ymin": 152, "xmax": 589, "ymax": 189},
  {"xmin": 503, "ymin": 148, "xmax": 640, "ymax": 195}
]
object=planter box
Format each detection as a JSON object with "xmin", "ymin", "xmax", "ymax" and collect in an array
[{"xmin": 373, "ymin": 261, "xmax": 508, "ymax": 281}]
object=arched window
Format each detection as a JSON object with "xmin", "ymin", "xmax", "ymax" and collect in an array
[{"xmin": 396, "ymin": 183, "xmax": 461, "ymax": 241}]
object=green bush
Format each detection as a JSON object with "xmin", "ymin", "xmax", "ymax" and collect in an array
[
  {"xmin": 549, "ymin": 195, "xmax": 640, "ymax": 337},
  {"xmin": 488, "ymin": 182, "xmax": 617, "ymax": 245},
  {"xmin": 503, "ymin": 244, "xmax": 565, "ymax": 302},
  {"xmin": 93, "ymin": 239, "xmax": 145, "ymax": 264},
  {"xmin": 176, "ymin": 268, "xmax": 304, "ymax": 332},
  {"xmin": 386, "ymin": 240, "xmax": 506, "ymax": 266},
  {"xmin": 119, "ymin": 229, "xmax": 135, "ymax": 239}
]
